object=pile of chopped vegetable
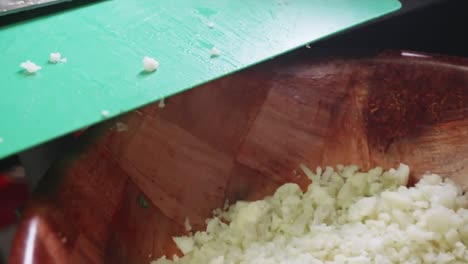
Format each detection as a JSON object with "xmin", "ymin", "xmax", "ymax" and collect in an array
[{"xmin": 152, "ymin": 164, "xmax": 468, "ymax": 264}]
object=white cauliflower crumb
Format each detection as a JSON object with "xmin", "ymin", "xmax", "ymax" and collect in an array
[
  {"xmin": 172, "ymin": 237, "xmax": 194, "ymax": 254},
  {"xmin": 207, "ymin": 21, "xmax": 215, "ymax": 28},
  {"xmin": 210, "ymin": 47, "xmax": 221, "ymax": 57},
  {"xmin": 158, "ymin": 98, "xmax": 166, "ymax": 108},
  {"xmin": 143, "ymin": 56, "xmax": 160, "ymax": 72},
  {"xmin": 184, "ymin": 217, "xmax": 192, "ymax": 232},
  {"xmin": 209, "ymin": 256, "xmax": 224, "ymax": 264},
  {"xmin": 49, "ymin": 52, "xmax": 67, "ymax": 63},
  {"xmin": 101, "ymin": 110, "xmax": 110, "ymax": 117},
  {"xmin": 152, "ymin": 164, "xmax": 468, "ymax": 264},
  {"xmin": 20, "ymin": 60, "xmax": 41, "ymax": 73},
  {"xmin": 115, "ymin": 122, "xmax": 128, "ymax": 132}
]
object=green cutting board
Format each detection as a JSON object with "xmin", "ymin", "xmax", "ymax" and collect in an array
[{"xmin": 0, "ymin": 0, "xmax": 401, "ymax": 159}]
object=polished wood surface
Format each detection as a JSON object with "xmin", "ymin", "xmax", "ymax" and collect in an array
[{"xmin": 9, "ymin": 51, "xmax": 468, "ymax": 263}]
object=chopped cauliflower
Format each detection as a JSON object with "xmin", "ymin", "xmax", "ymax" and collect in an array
[
  {"xmin": 172, "ymin": 237, "xmax": 194, "ymax": 255},
  {"xmin": 143, "ymin": 56, "xmax": 159, "ymax": 72},
  {"xmin": 101, "ymin": 110, "xmax": 110, "ymax": 117},
  {"xmin": 49, "ymin": 52, "xmax": 67, "ymax": 63},
  {"xmin": 152, "ymin": 164, "xmax": 468, "ymax": 264},
  {"xmin": 210, "ymin": 47, "xmax": 221, "ymax": 57},
  {"xmin": 115, "ymin": 122, "xmax": 128, "ymax": 132},
  {"xmin": 184, "ymin": 217, "xmax": 192, "ymax": 232},
  {"xmin": 158, "ymin": 98, "xmax": 166, "ymax": 108},
  {"xmin": 20, "ymin": 60, "xmax": 41, "ymax": 73}
]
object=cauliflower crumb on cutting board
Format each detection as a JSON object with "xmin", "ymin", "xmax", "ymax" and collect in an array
[
  {"xmin": 101, "ymin": 110, "xmax": 110, "ymax": 117},
  {"xmin": 143, "ymin": 56, "xmax": 159, "ymax": 72},
  {"xmin": 210, "ymin": 47, "xmax": 221, "ymax": 57},
  {"xmin": 49, "ymin": 52, "xmax": 67, "ymax": 63},
  {"xmin": 152, "ymin": 164, "xmax": 468, "ymax": 264},
  {"xmin": 20, "ymin": 60, "xmax": 41, "ymax": 73}
]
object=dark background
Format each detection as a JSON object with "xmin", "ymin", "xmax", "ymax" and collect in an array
[{"xmin": 304, "ymin": 0, "xmax": 468, "ymax": 58}]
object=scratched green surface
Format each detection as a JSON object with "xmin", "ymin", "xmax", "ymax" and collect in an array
[{"xmin": 0, "ymin": 0, "xmax": 401, "ymax": 158}]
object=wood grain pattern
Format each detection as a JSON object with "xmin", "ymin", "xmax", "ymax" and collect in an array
[
  {"xmin": 238, "ymin": 61, "xmax": 352, "ymax": 183},
  {"xmin": 107, "ymin": 181, "xmax": 184, "ymax": 264},
  {"xmin": 119, "ymin": 114, "xmax": 232, "ymax": 225},
  {"xmin": 158, "ymin": 69, "xmax": 272, "ymax": 156},
  {"xmin": 9, "ymin": 51, "xmax": 468, "ymax": 264}
]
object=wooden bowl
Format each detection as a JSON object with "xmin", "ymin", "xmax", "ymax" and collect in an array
[{"xmin": 9, "ymin": 51, "xmax": 468, "ymax": 264}]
